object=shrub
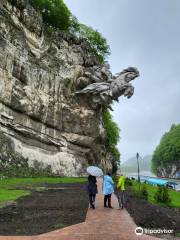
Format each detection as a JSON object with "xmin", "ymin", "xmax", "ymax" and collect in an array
[
  {"xmin": 78, "ymin": 24, "xmax": 110, "ymax": 63},
  {"xmin": 140, "ymin": 184, "xmax": 148, "ymax": 200},
  {"xmin": 125, "ymin": 177, "xmax": 132, "ymax": 186},
  {"xmin": 0, "ymin": 131, "xmax": 53, "ymax": 177},
  {"xmin": 134, "ymin": 183, "xmax": 148, "ymax": 200},
  {"xmin": 154, "ymin": 185, "xmax": 171, "ymax": 203},
  {"xmin": 1, "ymin": 160, "xmax": 53, "ymax": 178}
]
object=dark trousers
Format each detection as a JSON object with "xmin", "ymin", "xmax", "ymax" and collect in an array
[
  {"xmin": 117, "ymin": 191, "xmax": 125, "ymax": 208},
  {"xmin": 89, "ymin": 194, "xmax": 96, "ymax": 208},
  {"xmin": 104, "ymin": 194, "xmax": 112, "ymax": 207}
]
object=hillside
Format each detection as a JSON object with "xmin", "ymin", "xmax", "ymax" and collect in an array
[{"xmin": 121, "ymin": 155, "xmax": 152, "ymax": 173}]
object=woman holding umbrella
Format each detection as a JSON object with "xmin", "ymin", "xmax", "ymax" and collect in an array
[
  {"xmin": 87, "ymin": 166, "xmax": 103, "ymax": 209},
  {"xmin": 87, "ymin": 175, "xmax": 97, "ymax": 209}
]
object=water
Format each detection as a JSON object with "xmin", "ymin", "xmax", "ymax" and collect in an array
[
  {"xmin": 125, "ymin": 171, "xmax": 156, "ymax": 178},
  {"xmin": 125, "ymin": 171, "xmax": 180, "ymax": 191}
]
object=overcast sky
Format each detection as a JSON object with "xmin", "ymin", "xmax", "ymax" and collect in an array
[{"xmin": 65, "ymin": 0, "xmax": 180, "ymax": 162}]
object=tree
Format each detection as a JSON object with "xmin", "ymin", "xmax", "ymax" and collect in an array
[
  {"xmin": 102, "ymin": 109, "xmax": 120, "ymax": 173},
  {"xmin": 151, "ymin": 124, "xmax": 180, "ymax": 177},
  {"xmin": 31, "ymin": 0, "xmax": 71, "ymax": 31},
  {"xmin": 30, "ymin": 1, "xmax": 110, "ymax": 62}
]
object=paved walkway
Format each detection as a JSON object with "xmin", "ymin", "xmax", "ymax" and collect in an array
[{"xmin": 0, "ymin": 179, "xmax": 160, "ymax": 240}]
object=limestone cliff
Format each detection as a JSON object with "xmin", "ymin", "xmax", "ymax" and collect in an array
[{"xmin": 0, "ymin": 0, "xmax": 116, "ymax": 176}]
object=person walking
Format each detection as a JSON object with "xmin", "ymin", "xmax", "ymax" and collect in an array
[
  {"xmin": 117, "ymin": 173, "xmax": 125, "ymax": 209},
  {"xmin": 103, "ymin": 173, "xmax": 114, "ymax": 208},
  {"xmin": 87, "ymin": 175, "xmax": 98, "ymax": 209}
]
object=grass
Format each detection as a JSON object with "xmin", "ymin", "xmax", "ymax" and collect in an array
[
  {"xmin": 131, "ymin": 181, "xmax": 180, "ymax": 208},
  {"xmin": 0, "ymin": 188, "xmax": 30, "ymax": 201},
  {"xmin": 0, "ymin": 189, "xmax": 31, "ymax": 208},
  {"xmin": 54, "ymin": 223, "xmax": 66, "ymax": 229},
  {"xmin": 0, "ymin": 177, "xmax": 87, "ymax": 206},
  {"xmin": 0, "ymin": 177, "xmax": 87, "ymax": 188}
]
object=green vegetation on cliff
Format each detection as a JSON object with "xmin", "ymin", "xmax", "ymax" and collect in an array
[
  {"xmin": 152, "ymin": 124, "xmax": 180, "ymax": 176},
  {"xmin": 29, "ymin": 0, "xmax": 110, "ymax": 62},
  {"xmin": 0, "ymin": 132, "xmax": 53, "ymax": 178},
  {"xmin": 31, "ymin": 0, "xmax": 71, "ymax": 31},
  {"xmin": 102, "ymin": 109, "xmax": 120, "ymax": 173},
  {"xmin": 78, "ymin": 24, "xmax": 110, "ymax": 63}
]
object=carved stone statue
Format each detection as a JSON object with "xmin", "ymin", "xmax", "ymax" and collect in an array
[{"xmin": 75, "ymin": 67, "xmax": 139, "ymax": 109}]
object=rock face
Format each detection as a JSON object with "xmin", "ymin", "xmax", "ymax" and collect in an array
[
  {"xmin": 0, "ymin": 0, "xmax": 116, "ymax": 176},
  {"xmin": 157, "ymin": 164, "xmax": 180, "ymax": 178}
]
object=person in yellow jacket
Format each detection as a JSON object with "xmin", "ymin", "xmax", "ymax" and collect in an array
[{"xmin": 117, "ymin": 173, "xmax": 125, "ymax": 209}]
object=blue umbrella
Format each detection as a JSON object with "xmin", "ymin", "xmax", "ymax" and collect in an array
[{"xmin": 87, "ymin": 166, "xmax": 103, "ymax": 177}]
